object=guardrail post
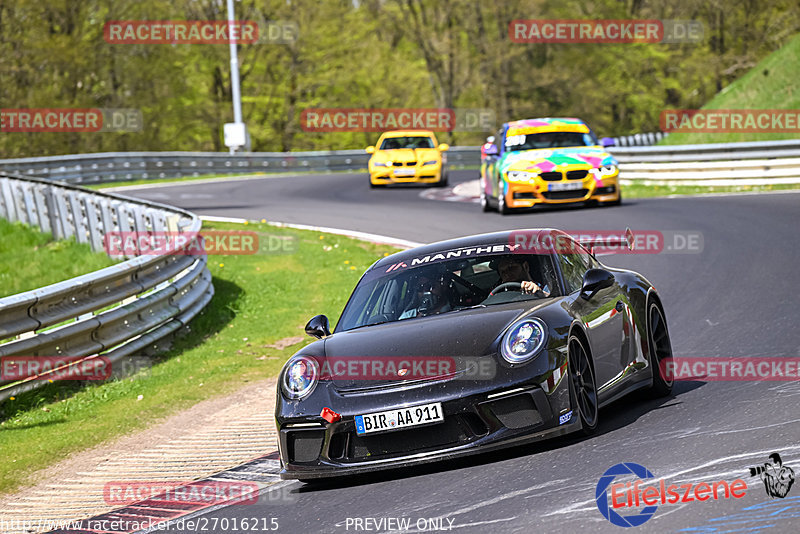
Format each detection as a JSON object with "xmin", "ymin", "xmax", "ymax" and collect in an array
[
  {"xmin": 33, "ymin": 184, "xmax": 51, "ymax": 234},
  {"xmin": 21, "ymin": 182, "xmax": 38, "ymax": 227},
  {"xmin": 82, "ymin": 196, "xmax": 103, "ymax": 251},
  {"xmin": 53, "ymin": 190, "xmax": 73, "ymax": 239},
  {"xmin": 0, "ymin": 178, "xmax": 18, "ymax": 222},
  {"xmin": 67, "ymin": 192, "xmax": 88, "ymax": 244}
]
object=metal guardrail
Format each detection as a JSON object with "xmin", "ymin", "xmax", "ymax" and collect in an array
[
  {"xmin": 3, "ymin": 138, "xmax": 800, "ymax": 186},
  {"xmin": 0, "ymin": 173, "xmax": 214, "ymax": 402}
]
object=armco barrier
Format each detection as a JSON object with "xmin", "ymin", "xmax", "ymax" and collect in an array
[
  {"xmin": 2, "ymin": 138, "xmax": 800, "ymax": 186},
  {"xmin": 0, "ymin": 173, "xmax": 214, "ymax": 402}
]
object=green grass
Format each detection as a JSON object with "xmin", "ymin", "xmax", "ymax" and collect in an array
[
  {"xmin": 661, "ymin": 33, "xmax": 800, "ymax": 145},
  {"xmin": 0, "ymin": 219, "xmax": 118, "ymax": 298},
  {"xmin": 622, "ymin": 182, "xmax": 800, "ymax": 198},
  {"xmin": 0, "ymin": 221, "xmax": 399, "ymax": 496}
]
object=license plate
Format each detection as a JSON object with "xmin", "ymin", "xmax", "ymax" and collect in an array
[
  {"xmin": 548, "ymin": 181, "xmax": 583, "ymax": 191},
  {"xmin": 394, "ymin": 168, "xmax": 416, "ymax": 177},
  {"xmin": 354, "ymin": 402, "xmax": 443, "ymax": 435}
]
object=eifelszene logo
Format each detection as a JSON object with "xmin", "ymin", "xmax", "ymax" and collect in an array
[{"xmin": 595, "ymin": 462, "xmax": 748, "ymax": 527}]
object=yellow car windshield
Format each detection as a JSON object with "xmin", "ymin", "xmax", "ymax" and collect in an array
[{"xmin": 380, "ymin": 137, "xmax": 435, "ymax": 150}]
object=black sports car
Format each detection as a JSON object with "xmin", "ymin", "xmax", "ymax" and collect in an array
[{"xmin": 275, "ymin": 228, "xmax": 673, "ymax": 480}]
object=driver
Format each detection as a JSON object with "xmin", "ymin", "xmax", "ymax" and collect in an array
[
  {"xmin": 399, "ymin": 268, "xmax": 451, "ymax": 319},
  {"xmin": 493, "ymin": 256, "xmax": 550, "ymax": 297}
]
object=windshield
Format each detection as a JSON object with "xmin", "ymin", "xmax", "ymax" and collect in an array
[
  {"xmin": 379, "ymin": 136, "xmax": 435, "ymax": 150},
  {"xmin": 504, "ymin": 131, "xmax": 597, "ymax": 151},
  {"xmin": 336, "ymin": 252, "xmax": 561, "ymax": 332}
]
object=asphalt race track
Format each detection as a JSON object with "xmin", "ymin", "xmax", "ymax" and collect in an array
[{"xmin": 124, "ymin": 171, "xmax": 800, "ymax": 532}]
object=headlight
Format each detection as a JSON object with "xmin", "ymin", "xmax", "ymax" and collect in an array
[
  {"xmin": 372, "ymin": 162, "xmax": 388, "ymax": 167},
  {"xmin": 422, "ymin": 160, "xmax": 438, "ymax": 166},
  {"xmin": 589, "ymin": 165, "xmax": 618, "ymax": 178},
  {"xmin": 281, "ymin": 356, "xmax": 319, "ymax": 399},
  {"xmin": 501, "ymin": 319, "xmax": 547, "ymax": 364},
  {"xmin": 506, "ymin": 170, "xmax": 535, "ymax": 182}
]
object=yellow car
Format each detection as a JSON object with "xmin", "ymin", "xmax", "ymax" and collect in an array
[{"xmin": 366, "ymin": 130, "xmax": 449, "ymax": 187}]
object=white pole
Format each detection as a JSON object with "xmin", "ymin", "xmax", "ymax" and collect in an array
[{"xmin": 227, "ymin": 0, "xmax": 245, "ymax": 152}]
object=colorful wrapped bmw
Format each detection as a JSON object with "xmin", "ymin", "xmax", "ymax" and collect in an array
[{"xmin": 480, "ymin": 118, "xmax": 621, "ymax": 214}]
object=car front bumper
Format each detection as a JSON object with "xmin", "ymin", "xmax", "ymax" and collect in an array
[
  {"xmin": 504, "ymin": 175, "xmax": 620, "ymax": 208},
  {"xmin": 277, "ymin": 362, "xmax": 576, "ymax": 480},
  {"xmin": 369, "ymin": 166, "xmax": 443, "ymax": 185}
]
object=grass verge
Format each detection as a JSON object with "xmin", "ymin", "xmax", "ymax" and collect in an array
[
  {"xmin": 660, "ymin": 33, "xmax": 800, "ymax": 145},
  {"xmin": 0, "ymin": 219, "xmax": 118, "ymax": 298},
  {"xmin": 621, "ymin": 181, "xmax": 800, "ymax": 198},
  {"xmin": 0, "ymin": 220, "xmax": 399, "ymax": 496}
]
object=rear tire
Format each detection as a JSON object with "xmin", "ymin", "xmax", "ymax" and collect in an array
[
  {"xmin": 568, "ymin": 333, "xmax": 599, "ymax": 435},
  {"xmin": 646, "ymin": 301, "xmax": 673, "ymax": 397},
  {"xmin": 480, "ymin": 189, "xmax": 492, "ymax": 212}
]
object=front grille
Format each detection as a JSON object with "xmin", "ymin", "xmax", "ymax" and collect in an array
[
  {"xmin": 539, "ymin": 171, "xmax": 562, "ymax": 181},
  {"xmin": 392, "ymin": 162, "xmax": 416, "ymax": 167},
  {"xmin": 347, "ymin": 414, "xmax": 486, "ymax": 460},
  {"xmin": 566, "ymin": 170, "xmax": 588, "ymax": 180},
  {"xmin": 542, "ymin": 189, "xmax": 589, "ymax": 200},
  {"xmin": 486, "ymin": 394, "xmax": 542, "ymax": 429}
]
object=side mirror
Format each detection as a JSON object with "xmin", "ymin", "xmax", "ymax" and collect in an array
[
  {"xmin": 580, "ymin": 269, "xmax": 615, "ymax": 300},
  {"xmin": 305, "ymin": 315, "xmax": 331, "ymax": 339},
  {"xmin": 484, "ymin": 144, "xmax": 499, "ymax": 156},
  {"xmin": 438, "ymin": 143, "xmax": 450, "ymax": 152},
  {"xmin": 600, "ymin": 137, "xmax": 615, "ymax": 148},
  {"xmin": 365, "ymin": 146, "xmax": 375, "ymax": 154}
]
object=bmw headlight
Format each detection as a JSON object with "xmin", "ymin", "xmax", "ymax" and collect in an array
[
  {"xmin": 422, "ymin": 160, "xmax": 438, "ymax": 166},
  {"xmin": 506, "ymin": 170, "xmax": 535, "ymax": 182},
  {"xmin": 589, "ymin": 165, "xmax": 618, "ymax": 178},
  {"xmin": 281, "ymin": 355, "xmax": 319, "ymax": 399},
  {"xmin": 372, "ymin": 162, "xmax": 388, "ymax": 167},
  {"xmin": 501, "ymin": 319, "xmax": 547, "ymax": 364}
]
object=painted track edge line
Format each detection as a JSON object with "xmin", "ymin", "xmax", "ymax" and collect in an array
[{"xmin": 199, "ymin": 216, "xmax": 423, "ymax": 249}]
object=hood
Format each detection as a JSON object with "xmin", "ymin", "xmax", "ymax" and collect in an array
[
  {"xmin": 323, "ymin": 301, "xmax": 554, "ymax": 389},
  {"xmin": 499, "ymin": 146, "xmax": 617, "ymax": 174},
  {"xmin": 372, "ymin": 147, "xmax": 440, "ymax": 164}
]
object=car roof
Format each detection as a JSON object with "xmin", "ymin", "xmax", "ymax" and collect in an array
[
  {"xmin": 370, "ymin": 228, "xmax": 572, "ymax": 271},
  {"xmin": 505, "ymin": 117, "xmax": 586, "ymax": 129},
  {"xmin": 380, "ymin": 130, "xmax": 436, "ymax": 137}
]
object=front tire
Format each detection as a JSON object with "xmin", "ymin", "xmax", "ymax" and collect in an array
[
  {"xmin": 568, "ymin": 333, "xmax": 599, "ymax": 435},
  {"xmin": 497, "ymin": 181, "xmax": 510, "ymax": 215},
  {"xmin": 646, "ymin": 301, "xmax": 673, "ymax": 397}
]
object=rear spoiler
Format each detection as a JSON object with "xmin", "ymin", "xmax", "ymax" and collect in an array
[{"xmin": 579, "ymin": 228, "xmax": 636, "ymax": 255}]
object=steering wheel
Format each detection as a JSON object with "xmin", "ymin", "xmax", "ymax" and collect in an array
[{"xmin": 489, "ymin": 282, "xmax": 522, "ymax": 296}]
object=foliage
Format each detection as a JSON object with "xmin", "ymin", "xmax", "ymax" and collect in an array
[{"xmin": 1, "ymin": 0, "xmax": 798, "ymax": 156}]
